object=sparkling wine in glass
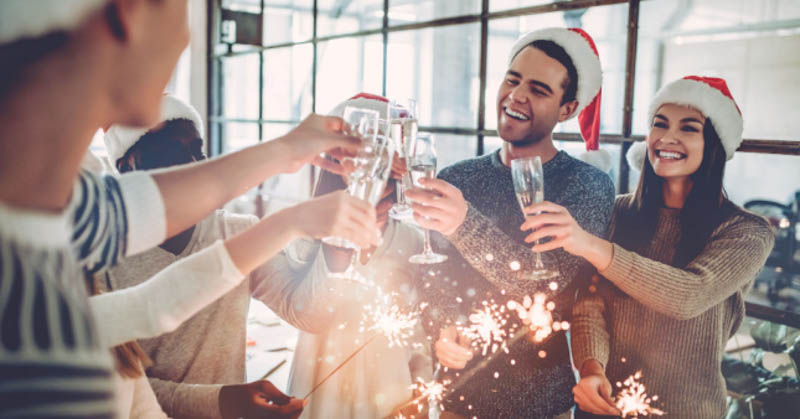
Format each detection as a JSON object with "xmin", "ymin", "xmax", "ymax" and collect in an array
[
  {"xmin": 408, "ymin": 134, "xmax": 448, "ymax": 265},
  {"xmin": 511, "ymin": 156, "xmax": 558, "ymax": 281},
  {"xmin": 321, "ymin": 107, "xmax": 379, "ymax": 250},
  {"xmin": 389, "ymin": 99, "xmax": 418, "ymax": 222}
]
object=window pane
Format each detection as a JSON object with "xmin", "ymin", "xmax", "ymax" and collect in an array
[
  {"xmin": 490, "ymin": 0, "xmax": 551, "ymax": 13},
  {"xmin": 263, "ymin": 45, "xmax": 313, "ymax": 120},
  {"xmin": 221, "ymin": 122, "xmax": 260, "ymax": 154},
  {"xmin": 221, "ymin": 54, "xmax": 260, "ymax": 119},
  {"xmin": 263, "ymin": 0, "xmax": 314, "ymax": 45},
  {"xmin": 316, "ymin": 35, "xmax": 384, "ymax": 115},
  {"xmin": 427, "ymin": 133, "xmax": 478, "ymax": 171},
  {"xmin": 387, "ymin": 23, "xmax": 481, "ymax": 129},
  {"xmin": 388, "ymin": 0, "xmax": 480, "ymax": 25},
  {"xmin": 222, "ymin": 0, "xmax": 260, "ymax": 13},
  {"xmin": 486, "ymin": 5, "xmax": 629, "ymax": 135},
  {"xmin": 317, "ymin": 0, "xmax": 383, "ymax": 36},
  {"xmin": 634, "ymin": 0, "xmax": 800, "ymax": 140}
]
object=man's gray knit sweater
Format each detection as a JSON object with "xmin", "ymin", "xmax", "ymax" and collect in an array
[{"xmin": 422, "ymin": 149, "xmax": 615, "ymax": 418}]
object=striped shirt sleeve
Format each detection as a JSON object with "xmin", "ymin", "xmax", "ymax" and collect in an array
[{"xmin": 70, "ymin": 170, "xmax": 166, "ymax": 276}]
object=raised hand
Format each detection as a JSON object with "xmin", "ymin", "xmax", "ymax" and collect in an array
[
  {"xmin": 289, "ymin": 190, "xmax": 381, "ymax": 250},
  {"xmin": 276, "ymin": 114, "xmax": 361, "ymax": 175},
  {"xmin": 405, "ymin": 178, "xmax": 468, "ymax": 236},
  {"xmin": 520, "ymin": 201, "xmax": 613, "ymax": 271}
]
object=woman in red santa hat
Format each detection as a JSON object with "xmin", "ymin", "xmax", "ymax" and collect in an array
[{"xmin": 520, "ymin": 76, "xmax": 774, "ymax": 418}]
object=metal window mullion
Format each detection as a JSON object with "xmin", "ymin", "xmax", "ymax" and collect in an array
[
  {"xmin": 618, "ymin": 0, "xmax": 640, "ymax": 194},
  {"xmin": 382, "ymin": 0, "xmax": 389, "ymax": 96},
  {"xmin": 310, "ymin": 0, "xmax": 319, "ymax": 194},
  {"xmin": 213, "ymin": 0, "xmax": 631, "ymax": 58},
  {"xmin": 476, "ymin": 0, "xmax": 489, "ymax": 156}
]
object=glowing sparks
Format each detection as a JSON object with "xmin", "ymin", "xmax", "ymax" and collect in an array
[
  {"xmin": 615, "ymin": 371, "xmax": 665, "ymax": 417},
  {"xmin": 359, "ymin": 290, "xmax": 419, "ymax": 348},
  {"xmin": 507, "ymin": 293, "xmax": 568, "ymax": 343},
  {"xmin": 410, "ymin": 378, "xmax": 449, "ymax": 413},
  {"xmin": 509, "ymin": 260, "xmax": 521, "ymax": 271},
  {"xmin": 459, "ymin": 300, "xmax": 513, "ymax": 356}
]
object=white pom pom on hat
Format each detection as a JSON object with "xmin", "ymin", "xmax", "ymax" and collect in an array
[
  {"xmin": 626, "ymin": 76, "xmax": 744, "ymax": 170},
  {"xmin": 104, "ymin": 94, "xmax": 205, "ymax": 166},
  {"xmin": 508, "ymin": 27, "xmax": 611, "ymax": 172}
]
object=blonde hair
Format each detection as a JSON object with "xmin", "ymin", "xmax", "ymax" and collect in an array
[{"xmin": 91, "ymin": 273, "xmax": 153, "ymax": 379}]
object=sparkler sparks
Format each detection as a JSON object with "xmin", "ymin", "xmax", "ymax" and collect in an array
[
  {"xmin": 359, "ymin": 290, "xmax": 420, "ymax": 348},
  {"xmin": 615, "ymin": 371, "xmax": 665, "ymax": 417},
  {"xmin": 409, "ymin": 378, "xmax": 450, "ymax": 413},
  {"xmin": 459, "ymin": 300, "xmax": 513, "ymax": 356},
  {"xmin": 507, "ymin": 294, "xmax": 568, "ymax": 343}
]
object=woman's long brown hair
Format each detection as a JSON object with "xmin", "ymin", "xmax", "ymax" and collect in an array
[{"xmin": 614, "ymin": 119, "xmax": 735, "ymax": 267}]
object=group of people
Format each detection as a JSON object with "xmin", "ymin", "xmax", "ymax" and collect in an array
[{"xmin": 0, "ymin": 1, "xmax": 775, "ymax": 419}]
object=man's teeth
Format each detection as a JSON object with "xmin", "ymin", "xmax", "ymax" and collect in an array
[
  {"xmin": 657, "ymin": 150, "xmax": 685, "ymax": 160},
  {"xmin": 505, "ymin": 108, "xmax": 529, "ymax": 121}
]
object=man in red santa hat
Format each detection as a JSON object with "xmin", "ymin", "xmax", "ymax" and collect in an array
[{"xmin": 405, "ymin": 27, "xmax": 616, "ymax": 418}]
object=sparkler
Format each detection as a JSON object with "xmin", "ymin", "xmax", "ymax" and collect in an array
[
  {"xmin": 307, "ymin": 290, "xmax": 421, "ymax": 400},
  {"xmin": 614, "ymin": 371, "xmax": 665, "ymax": 417},
  {"xmin": 359, "ymin": 290, "xmax": 420, "ymax": 348},
  {"xmin": 303, "ymin": 333, "xmax": 378, "ymax": 399},
  {"xmin": 507, "ymin": 293, "xmax": 568, "ymax": 343},
  {"xmin": 459, "ymin": 300, "xmax": 514, "ymax": 356}
]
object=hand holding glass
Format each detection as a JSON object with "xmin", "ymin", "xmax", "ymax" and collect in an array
[{"xmin": 511, "ymin": 156, "xmax": 558, "ymax": 280}]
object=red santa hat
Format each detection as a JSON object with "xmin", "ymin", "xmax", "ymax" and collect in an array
[
  {"xmin": 0, "ymin": 0, "xmax": 107, "ymax": 44},
  {"xmin": 509, "ymin": 27, "xmax": 609, "ymax": 171},
  {"xmin": 626, "ymin": 76, "xmax": 743, "ymax": 171},
  {"xmin": 104, "ymin": 94, "xmax": 205, "ymax": 166},
  {"xmin": 328, "ymin": 92, "xmax": 391, "ymax": 119}
]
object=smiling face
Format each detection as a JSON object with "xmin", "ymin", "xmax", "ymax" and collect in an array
[
  {"xmin": 647, "ymin": 103, "xmax": 706, "ymax": 180},
  {"xmin": 496, "ymin": 46, "xmax": 577, "ymax": 146}
]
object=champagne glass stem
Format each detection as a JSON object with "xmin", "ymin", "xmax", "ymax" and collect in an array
[
  {"xmin": 534, "ymin": 248, "xmax": 545, "ymax": 270},
  {"xmin": 422, "ymin": 229, "xmax": 434, "ymax": 256}
]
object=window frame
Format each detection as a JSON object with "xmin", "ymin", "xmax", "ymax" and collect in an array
[{"xmin": 207, "ymin": 0, "xmax": 800, "ymax": 327}]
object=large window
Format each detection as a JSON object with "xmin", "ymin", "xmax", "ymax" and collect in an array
[{"xmin": 209, "ymin": 0, "xmax": 800, "ymax": 327}]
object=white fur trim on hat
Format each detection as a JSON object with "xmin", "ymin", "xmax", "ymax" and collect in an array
[
  {"xmin": 104, "ymin": 95, "xmax": 205, "ymax": 166},
  {"xmin": 626, "ymin": 141, "xmax": 647, "ymax": 172},
  {"xmin": 508, "ymin": 28, "xmax": 602, "ymax": 118},
  {"xmin": 579, "ymin": 149, "xmax": 613, "ymax": 173},
  {"xmin": 0, "ymin": 0, "xmax": 107, "ymax": 44},
  {"xmin": 328, "ymin": 94, "xmax": 390, "ymax": 120},
  {"xmin": 647, "ymin": 78, "xmax": 743, "ymax": 160}
]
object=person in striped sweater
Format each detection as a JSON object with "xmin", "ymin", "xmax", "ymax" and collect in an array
[
  {"xmin": 0, "ymin": 1, "xmax": 371, "ymax": 418},
  {"xmin": 521, "ymin": 76, "xmax": 775, "ymax": 418}
]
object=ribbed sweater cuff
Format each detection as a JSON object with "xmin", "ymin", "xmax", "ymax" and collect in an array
[
  {"xmin": 446, "ymin": 203, "xmax": 482, "ymax": 250},
  {"xmin": 571, "ymin": 334, "xmax": 610, "ymax": 371},
  {"xmin": 117, "ymin": 171, "xmax": 166, "ymax": 256}
]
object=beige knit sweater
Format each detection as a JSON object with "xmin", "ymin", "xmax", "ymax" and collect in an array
[{"xmin": 571, "ymin": 194, "xmax": 774, "ymax": 419}]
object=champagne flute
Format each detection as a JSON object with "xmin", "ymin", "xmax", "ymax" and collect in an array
[
  {"xmin": 389, "ymin": 99, "xmax": 418, "ymax": 222},
  {"xmin": 321, "ymin": 107, "xmax": 379, "ymax": 250},
  {"xmin": 330, "ymin": 131, "xmax": 395, "ymax": 281},
  {"xmin": 511, "ymin": 156, "xmax": 558, "ymax": 280},
  {"xmin": 408, "ymin": 134, "xmax": 448, "ymax": 265}
]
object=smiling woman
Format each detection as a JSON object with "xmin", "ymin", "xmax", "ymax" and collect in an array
[{"xmin": 519, "ymin": 76, "xmax": 775, "ymax": 419}]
